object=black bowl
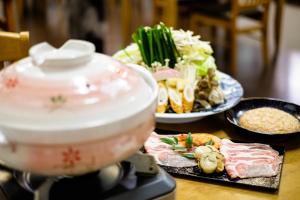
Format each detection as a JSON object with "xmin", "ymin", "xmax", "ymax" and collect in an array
[{"xmin": 225, "ymin": 97, "xmax": 300, "ymax": 138}]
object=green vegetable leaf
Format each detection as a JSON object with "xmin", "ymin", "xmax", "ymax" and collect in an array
[
  {"xmin": 160, "ymin": 137, "xmax": 176, "ymax": 145},
  {"xmin": 205, "ymin": 139, "xmax": 214, "ymax": 146},
  {"xmin": 186, "ymin": 132, "xmax": 193, "ymax": 148},
  {"xmin": 195, "ymin": 55, "xmax": 217, "ymax": 77},
  {"xmin": 181, "ymin": 153, "xmax": 196, "ymax": 159},
  {"xmin": 172, "ymin": 144, "xmax": 187, "ymax": 152},
  {"xmin": 123, "ymin": 49, "xmax": 133, "ymax": 61},
  {"xmin": 173, "ymin": 136, "xmax": 178, "ymax": 144}
]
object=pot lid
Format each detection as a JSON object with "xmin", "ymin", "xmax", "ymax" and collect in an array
[{"xmin": 0, "ymin": 40, "xmax": 154, "ymax": 131}]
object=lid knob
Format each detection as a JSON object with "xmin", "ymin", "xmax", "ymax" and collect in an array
[{"xmin": 29, "ymin": 40, "xmax": 95, "ymax": 70}]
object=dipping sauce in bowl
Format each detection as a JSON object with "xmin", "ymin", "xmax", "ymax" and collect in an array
[
  {"xmin": 239, "ymin": 107, "xmax": 300, "ymax": 134},
  {"xmin": 225, "ymin": 97, "xmax": 300, "ymax": 138}
]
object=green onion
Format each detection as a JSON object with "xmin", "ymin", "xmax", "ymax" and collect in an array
[{"xmin": 132, "ymin": 22, "xmax": 181, "ymax": 68}]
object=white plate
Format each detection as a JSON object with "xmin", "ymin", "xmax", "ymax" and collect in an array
[{"xmin": 155, "ymin": 72, "xmax": 244, "ymax": 123}]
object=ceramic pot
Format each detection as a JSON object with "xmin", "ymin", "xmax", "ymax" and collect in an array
[{"xmin": 0, "ymin": 40, "xmax": 158, "ymax": 175}]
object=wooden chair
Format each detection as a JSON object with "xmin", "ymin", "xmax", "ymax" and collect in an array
[
  {"xmin": 108, "ymin": 0, "xmax": 144, "ymax": 47},
  {"xmin": 0, "ymin": 31, "xmax": 29, "ymax": 69},
  {"xmin": 274, "ymin": 0, "xmax": 285, "ymax": 62},
  {"xmin": 116, "ymin": 0, "xmax": 177, "ymax": 46},
  {"xmin": 152, "ymin": 0, "xmax": 223, "ymax": 29},
  {"xmin": 190, "ymin": 0, "xmax": 271, "ymax": 75},
  {"xmin": 114, "ymin": 0, "xmax": 177, "ymax": 47},
  {"xmin": 240, "ymin": 0, "xmax": 285, "ymax": 63},
  {"xmin": 153, "ymin": 0, "xmax": 178, "ymax": 28},
  {"xmin": 0, "ymin": 0, "xmax": 17, "ymax": 31}
]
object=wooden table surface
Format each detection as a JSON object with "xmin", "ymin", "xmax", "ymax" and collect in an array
[{"xmin": 156, "ymin": 113, "xmax": 300, "ymax": 200}]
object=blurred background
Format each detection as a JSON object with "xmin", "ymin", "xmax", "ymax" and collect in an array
[{"xmin": 0, "ymin": 0, "xmax": 299, "ymax": 104}]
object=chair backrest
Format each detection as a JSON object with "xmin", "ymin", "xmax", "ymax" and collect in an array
[
  {"xmin": 0, "ymin": 0, "xmax": 17, "ymax": 31},
  {"xmin": 233, "ymin": 0, "xmax": 270, "ymax": 10},
  {"xmin": 153, "ymin": 0, "xmax": 177, "ymax": 27},
  {"xmin": 0, "ymin": 31, "xmax": 29, "ymax": 68},
  {"xmin": 230, "ymin": 0, "xmax": 271, "ymax": 20},
  {"xmin": 115, "ymin": 0, "xmax": 145, "ymax": 46}
]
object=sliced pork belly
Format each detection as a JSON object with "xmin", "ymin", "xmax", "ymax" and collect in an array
[
  {"xmin": 144, "ymin": 132, "xmax": 196, "ymax": 167},
  {"xmin": 220, "ymin": 139, "xmax": 281, "ymax": 179}
]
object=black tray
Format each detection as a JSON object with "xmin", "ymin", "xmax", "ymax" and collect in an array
[{"xmin": 154, "ymin": 129, "xmax": 285, "ymax": 191}]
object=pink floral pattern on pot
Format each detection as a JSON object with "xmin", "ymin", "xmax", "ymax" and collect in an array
[
  {"xmin": 4, "ymin": 77, "xmax": 19, "ymax": 89},
  {"xmin": 62, "ymin": 147, "xmax": 81, "ymax": 169}
]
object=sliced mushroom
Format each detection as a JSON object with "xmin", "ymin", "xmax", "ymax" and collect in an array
[
  {"xmin": 213, "ymin": 151, "xmax": 225, "ymax": 173},
  {"xmin": 197, "ymin": 100, "xmax": 211, "ymax": 109},
  {"xmin": 199, "ymin": 152, "xmax": 218, "ymax": 174},
  {"xmin": 208, "ymin": 87, "xmax": 224, "ymax": 105},
  {"xmin": 194, "ymin": 146, "xmax": 212, "ymax": 160},
  {"xmin": 216, "ymin": 158, "xmax": 225, "ymax": 173}
]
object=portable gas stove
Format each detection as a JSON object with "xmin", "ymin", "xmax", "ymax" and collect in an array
[{"xmin": 0, "ymin": 153, "xmax": 176, "ymax": 200}]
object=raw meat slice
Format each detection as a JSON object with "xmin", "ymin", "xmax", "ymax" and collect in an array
[
  {"xmin": 144, "ymin": 132, "xmax": 196, "ymax": 167},
  {"xmin": 220, "ymin": 139, "xmax": 281, "ymax": 179}
]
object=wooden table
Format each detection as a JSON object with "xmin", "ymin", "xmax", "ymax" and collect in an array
[{"xmin": 157, "ymin": 113, "xmax": 300, "ymax": 200}]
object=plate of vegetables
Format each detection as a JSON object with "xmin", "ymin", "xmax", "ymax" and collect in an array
[{"xmin": 114, "ymin": 23, "xmax": 243, "ymax": 123}]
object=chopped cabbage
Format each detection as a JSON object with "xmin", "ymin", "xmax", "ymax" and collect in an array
[
  {"xmin": 114, "ymin": 28, "xmax": 219, "ymax": 80},
  {"xmin": 113, "ymin": 43, "xmax": 142, "ymax": 65}
]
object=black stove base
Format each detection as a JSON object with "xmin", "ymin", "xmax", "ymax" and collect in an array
[{"xmin": 0, "ymin": 164, "xmax": 175, "ymax": 200}]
